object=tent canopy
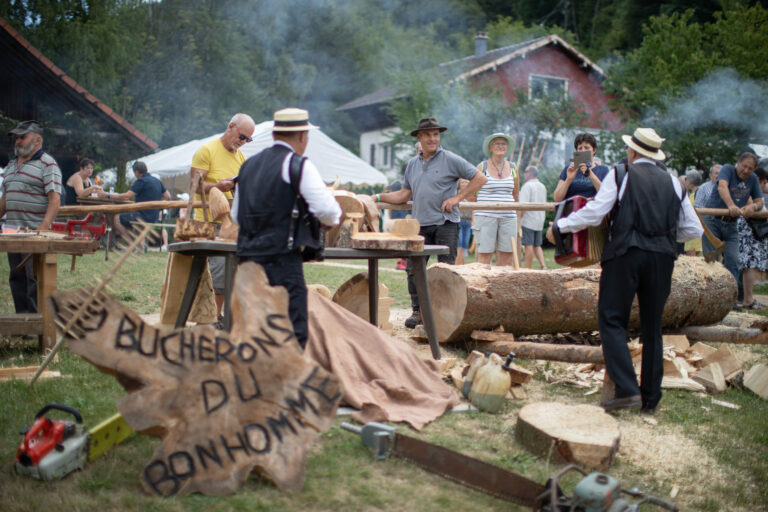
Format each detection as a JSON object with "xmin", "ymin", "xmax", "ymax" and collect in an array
[{"xmin": 129, "ymin": 121, "xmax": 386, "ymax": 196}]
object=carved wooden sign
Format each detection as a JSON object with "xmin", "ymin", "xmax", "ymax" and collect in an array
[{"xmin": 50, "ymin": 262, "xmax": 341, "ymax": 497}]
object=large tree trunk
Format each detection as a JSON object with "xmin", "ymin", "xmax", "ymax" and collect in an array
[{"xmin": 428, "ymin": 256, "xmax": 735, "ymax": 343}]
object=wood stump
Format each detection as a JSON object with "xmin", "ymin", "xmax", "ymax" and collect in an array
[
  {"xmin": 51, "ymin": 262, "xmax": 341, "ymax": 497},
  {"xmin": 428, "ymin": 256, "xmax": 736, "ymax": 343},
  {"xmin": 515, "ymin": 402, "xmax": 620, "ymax": 470},
  {"xmin": 332, "ymin": 272, "xmax": 394, "ymax": 332}
]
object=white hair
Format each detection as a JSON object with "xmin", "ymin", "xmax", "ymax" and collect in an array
[{"xmin": 229, "ymin": 113, "xmax": 254, "ymax": 127}]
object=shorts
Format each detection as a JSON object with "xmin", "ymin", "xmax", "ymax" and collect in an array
[
  {"xmin": 473, "ymin": 215, "xmax": 516, "ymax": 253},
  {"xmin": 119, "ymin": 211, "xmax": 139, "ymax": 228},
  {"xmin": 209, "ymin": 256, "xmax": 226, "ymax": 295},
  {"xmin": 522, "ymin": 227, "xmax": 543, "ymax": 247},
  {"xmin": 458, "ymin": 220, "xmax": 472, "ymax": 250}
]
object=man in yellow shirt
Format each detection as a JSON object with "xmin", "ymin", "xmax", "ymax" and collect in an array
[{"xmin": 190, "ymin": 113, "xmax": 256, "ymax": 323}]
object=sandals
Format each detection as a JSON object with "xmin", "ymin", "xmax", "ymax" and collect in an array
[{"xmin": 744, "ymin": 301, "xmax": 766, "ymax": 310}]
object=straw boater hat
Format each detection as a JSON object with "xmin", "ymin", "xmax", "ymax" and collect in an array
[
  {"xmin": 482, "ymin": 132, "xmax": 514, "ymax": 158},
  {"xmin": 272, "ymin": 108, "xmax": 317, "ymax": 132},
  {"xmin": 622, "ymin": 127, "xmax": 666, "ymax": 161},
  {"xmin": 410, "ymin": 117, "xmax": 448, "ymax": 137}
]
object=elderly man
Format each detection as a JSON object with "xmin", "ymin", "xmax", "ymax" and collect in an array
[
  {"xmin": 702, "ymin": 152, "xmax": 762, "ymax": 299},
  {"xmin": 547, "ymin": 128, "xmax": 702, "ymax": 414},
  {"xmin": 111, "ymin": 161, "xmax": 170, "ymax": 247},
  {"xmin": 190, "ymin": 113, "xmax": 256, "ymax": 324},
  {"xmin": 693, "ymin": 164, "xmax": 722, "ymax": 208},
  {"xmin": 0, "ymin": 120, "xmax": 62, "ymax": 314},
  {"xmin": 374, "ymin": 117, "xmax": 487, "ymax": 328},
  {"xmin": 232, "ymin": 108, "xmax": 340, "ymax": 349}
]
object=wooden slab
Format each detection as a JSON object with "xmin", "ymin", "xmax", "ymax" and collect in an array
[
  {"xmin": 516, "ymin": 402, "xmax": 620, "ymax": 470},
  {"xmin": 391, "ymin": 219, "xmax": 420, "ymax": 236},
  {"xmin": 351, "ymin": 232, "xmax": 424, "ymax": 252},
  {"xmin": 744, "ymin": 363, "xmax": 768, "ymax": 399},
  {"xmin": 701, "ymin": 345, "xmax": 742, "ymax": 379},
  {"xmin": 663, "ymin": 334, "xmax": 690, "ymax": 353},
  {"xmin": 692, "ymin": 362, "xmax": 727, "ymax": 393},
  {"xmin": 50, "ymin": 262, "xmax": 341, "ymax": 496}
]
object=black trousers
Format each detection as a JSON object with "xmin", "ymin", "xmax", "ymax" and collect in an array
[
  {"xmin": 598, "ymin": 248, "xmax": 674, "ymax": 410},
  {"xmin": 407, "ymin": 221, "xmax": 458, "ymax": 310},
  {"xmin": 245, "ymin": 253, "xmax": 308, "ymax": 350},
  {"xmin": 8, "ymin": 253, "xmax": 37, "ymax": 314}
]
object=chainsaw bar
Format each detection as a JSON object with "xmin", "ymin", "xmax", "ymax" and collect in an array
[{"xmin": 392, "ymin": 432, "xmax": 545, "ymax": 507}]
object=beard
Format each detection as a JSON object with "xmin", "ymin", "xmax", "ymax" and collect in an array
[{"xmin": 14, "ymin": 139, "xmax": 36, "ymax": 157}]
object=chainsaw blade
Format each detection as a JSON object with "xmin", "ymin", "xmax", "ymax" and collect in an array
[{"xmin": 392, "ymin": 432, "xmax": 545, "ymax": 507}]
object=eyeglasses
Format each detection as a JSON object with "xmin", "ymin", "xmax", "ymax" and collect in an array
[{"xmin": 236, "ymin": 126, "xmax": 252, "ymax": 143}]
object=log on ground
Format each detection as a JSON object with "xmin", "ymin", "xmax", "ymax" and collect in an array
[
  {"xmin": 515, "ymin": 402, "xmax": 620, "ymax": 470},
  {"xmin": 427, "ymin": 256, "xmax": 735, "ymax": 343},
  {"xmin": 471, "ymin": 334, "xmax": 605, "ymax": 364}
]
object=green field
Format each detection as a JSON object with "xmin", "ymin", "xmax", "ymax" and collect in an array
[{"xmin": 0, "ymin": 251, "xmax": 766, "ymax": 512}]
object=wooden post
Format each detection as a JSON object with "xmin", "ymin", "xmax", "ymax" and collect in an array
[{"xmin": 36, "ymin": 253, "xmax": 58, "ymax": 352}]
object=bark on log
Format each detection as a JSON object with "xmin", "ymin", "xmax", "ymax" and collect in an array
[
  {"xmin": 427, "ymin": 256, "xmax": 735, "ymax": 343},
  {"xmin": 676, "ymin": 325, "xmax": 768, "ymax": 344},
  {"xmin": 471, "ymin": 334, "xmax": 605, "ymax": 364},
  {"xmin": 515, "ymin": 402, "xmax": 620, "ymax": 470}
]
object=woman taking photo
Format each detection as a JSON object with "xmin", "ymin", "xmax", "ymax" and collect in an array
[
  {"xmin": 64, "ymin": 158, "xmax": 105, "ymax": 204},
  {"xmin": 553, "ymin": 133, "xmax": 609, "ymax": 202},
  {"xmin": 473, "ymin": 132, "xmax": 518, "ymax": 266}
]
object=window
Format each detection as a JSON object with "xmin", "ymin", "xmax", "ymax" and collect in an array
[
  {"xmin": 529, "ymin": 74, "xmax": 567, "ymax": 100},
  {"xmin": 369, "ymin": 144, "xmax": 376, "ymax": 166},
  {"xmin": 381, "ymin": 144, "xmax": 390, "ymax": 167}
]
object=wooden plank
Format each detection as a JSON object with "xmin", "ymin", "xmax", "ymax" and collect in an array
[
  {"xmin": 663, "ymin": 334, "xmax": 690, "ymax": 352},
  {"xmin": 690, "ymin": 342, "xmax": 717, "ymax": 358},
  {"xmin": 351, "ymin": 232, "xmax": 425, "ymax": 252},
  {"xmin": 36, "ymin": 253, "xmax": 58, "ymax": 352},
  {"xmin": 692, "ymin": 362, "xmax": 727, "ymax": 393},
  {"xmin": 0, "ymin": 237, "xmax": 99, "ymax": 255},
  {"xmin": 0, "ymin": 314, "xmax": 43, "ymax": 335},
  {"xmin": 0, "ymin": 369, "xmax": 61, "ymax": 382},
  {"xmin": 701, "ymin": 345, "xmax": 742, "ymax": 379},
  {"xmin": 744, "ymin": 363, "xmax": 768, "ymax": 399},
  {"xmin": 58, "ymin": 199, "xmax": 203, "ymax": 216},
  {"xmin": 662, "ymin": 376, "xmax": 706, "ymax": 391}
]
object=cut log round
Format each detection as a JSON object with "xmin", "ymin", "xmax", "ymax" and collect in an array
[
  {"xmin": 332, "ymin": 272, "xmax": 390, "ymax": 328},
  {"xmin": 515, "ymin": 402, "xmax": 620, "ymax": 470},
  {"xmin": 326, "ymin": 192, "xmax": 365, "ymax": 247},
  {"xmin": 428, "ymin": 256, "xmax": 735, "ymax": 343}
]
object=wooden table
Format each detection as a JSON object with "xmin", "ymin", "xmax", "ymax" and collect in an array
[
  {"xmin": 0, "ymin": 236, "xmax": 100, "ymax": 351},
  {"xmin": 167, "ymin": 241, "xmax": 449, "ymax": 359}
]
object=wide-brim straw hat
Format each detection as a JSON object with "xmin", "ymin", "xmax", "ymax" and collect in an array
[
  {"xmin": 622, "ymin": 127, "xmax": 666, "ymax": 161},
  {"xmin": 410, "ymin": 117, "xmax": 448, "ymax": 137},
  {"xmin": 482, "ymin": 133, "xmax": 514, "ymax": 158},
  {"xmin": 272, "ymin": 108, "xmax": 317, "ymax": 132}
]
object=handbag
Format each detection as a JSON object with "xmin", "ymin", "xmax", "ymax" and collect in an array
[
  {"xmin": 287, "ymin": 154, "xmax": 325, "ymax": 262},
  {"xmin": 747, "ymin": 217, "xmax": 768, "ymax": 241}
]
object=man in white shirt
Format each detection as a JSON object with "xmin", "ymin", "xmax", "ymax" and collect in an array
[
  {"xmin": 232, "ymin": 108, "xmax": 341, "ymax": 349},
  {"xmin": 518, "ymin": 165, "xmax": 548, "ymax": 269},
  {"xmin": 547, "ymin": 128, "xmax": 703, "ymax": 414}
]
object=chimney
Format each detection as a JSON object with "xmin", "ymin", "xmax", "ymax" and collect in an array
[{"xmin": 474, "ymin": 32, "xmax": 488, "ymax": 58}]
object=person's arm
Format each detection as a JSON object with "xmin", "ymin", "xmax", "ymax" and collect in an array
[
  {"xmin": 717, "ymin": 179, "xmax": 741, "ymax": 217},
  {"xmin": 553, "ymin": 164, "xmax": 578, "ymax": 202},
  {"xmin": 443, "ymin": 171, "xmax": 487, "ymax": 213},
  {"xmin": 38, "ymin": 191, "xmax": 60, "ymax": 230},
  {"xmin": 376, "ymin": 187, "xmax": 412, "ymax": 205},
  {"xmin": 162, "ymin": 190, "xmax": 171, "ymax": 201},
  {"xmin": 586, "ymin": 164, "xmax": 603, "ymax": 192},
  {"xmin": 297, "ymin": 160, "xmax": 342, "ymax": 227},
  {"xmin": 109, "ymin": 189, "xmax": 136, "ymax": 201},
  {"xmin": 674, "ymin": 176, "xmax": 704, "ymax": 242}
]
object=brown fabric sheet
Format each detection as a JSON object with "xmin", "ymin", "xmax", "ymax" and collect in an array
[{"xmin": 305, "ymin": 293, "xmax": 460, "ymax": 431}]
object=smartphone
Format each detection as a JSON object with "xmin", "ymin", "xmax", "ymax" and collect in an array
[{"xmin": 571, "ymin": 150, "xmax": 592, "ymax": 168}]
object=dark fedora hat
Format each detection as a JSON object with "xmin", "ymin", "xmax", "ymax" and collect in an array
[{"xmin": 410, "ymin": 117, "xmax": 448, "ymax": 137}]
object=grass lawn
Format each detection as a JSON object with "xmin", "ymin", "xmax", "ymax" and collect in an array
[{"xmin": 0, "ymin": 250, "xmax": 766, "ymax": 511}]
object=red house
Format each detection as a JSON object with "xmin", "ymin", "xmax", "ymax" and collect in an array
[{"xmin": 339, "ymin": 34, "xmax": 624, "ymax": 174}]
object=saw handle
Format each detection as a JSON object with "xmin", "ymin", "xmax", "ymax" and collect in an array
[{"xmin": 35, "ymin": 403, "xmax": 83, "ymax": 424}]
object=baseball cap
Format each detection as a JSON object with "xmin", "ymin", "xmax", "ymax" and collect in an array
[{"xmin": 8, "ymin": 120, "xmax": 43, "ymax": 136}]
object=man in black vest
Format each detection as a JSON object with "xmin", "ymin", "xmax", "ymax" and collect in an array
[
  {"xmin": 547, "ymin": 128, "xmax": 703, "ymax": 413},
  {"xmin": 231, "ymin": 108, "xmax": 341, "ymax": 349}
]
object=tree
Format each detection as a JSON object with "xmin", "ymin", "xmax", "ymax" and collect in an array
[{"xmin": 605, "ymin": 4, "xmax": 768, "ymax": 171}]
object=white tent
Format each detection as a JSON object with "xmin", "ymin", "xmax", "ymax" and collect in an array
[{"xmin": 128, "ymin": 121, "xmax": 387, "ymax": 196}]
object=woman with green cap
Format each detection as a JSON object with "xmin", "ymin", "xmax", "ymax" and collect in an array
[{"xmin": 473, "ymin": 133, "xmax": 518, "ymax": 266}]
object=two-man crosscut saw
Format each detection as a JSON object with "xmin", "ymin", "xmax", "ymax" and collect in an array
[{"xmin": 341, "ymin": 422, "xmax": 678, "ymax": 511}]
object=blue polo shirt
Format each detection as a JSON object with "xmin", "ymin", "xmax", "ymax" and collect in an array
[
  {"xmin": 704, "ymin": 163, "xmax": 762, "ymax": 209},
  {"xmin": 130, "ymin": 174, "xmax": 166, "ymax": 222}
]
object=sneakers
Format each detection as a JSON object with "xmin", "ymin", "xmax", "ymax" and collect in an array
[
  {"xmin": 395, "ymin": 258, "xmax": 407, "ymax": 271},
  {"xmin": 404, "ymin": 309, "xmax": 422, "ymax": 329}
]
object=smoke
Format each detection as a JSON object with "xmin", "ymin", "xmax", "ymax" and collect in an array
[{"xmin": 651, "ymin": 68, "xmax": 768, "ymax": 139}]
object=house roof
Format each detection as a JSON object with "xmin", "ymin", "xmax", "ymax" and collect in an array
[
  {"xmin": 338, "ymin": 34, "xmax": 605, "ymax": 112},
  {"xmin": 0, "ymin": 16, "xmax": 158, "ymax": 155}
]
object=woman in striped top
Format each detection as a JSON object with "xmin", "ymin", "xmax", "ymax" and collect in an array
[{"xmin": 472, "ymin": 133, "xmax": 519, "ymax": 266}]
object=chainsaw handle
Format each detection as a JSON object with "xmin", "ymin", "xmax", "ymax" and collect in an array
[{"xmin": 35, "ymin": 403, "xmax": 83, "ymax": 424}]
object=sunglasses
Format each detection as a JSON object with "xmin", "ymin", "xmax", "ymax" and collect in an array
[{"xmin": 236, "ymin": 126, "xmax": 252, "ymax": 143}]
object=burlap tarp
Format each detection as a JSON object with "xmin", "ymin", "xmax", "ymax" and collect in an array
[{"xmin": 305, "ymin": 293, "xmax": 460, "ymax": 430}]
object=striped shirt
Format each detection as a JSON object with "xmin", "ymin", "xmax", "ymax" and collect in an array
[
  {"xmin": 1, "ymin": 149, "xmax": 62, "ymax": 228},
  {"xmin": 475, "ymin": 161, "xmax": 516, "ymax": 218}
]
